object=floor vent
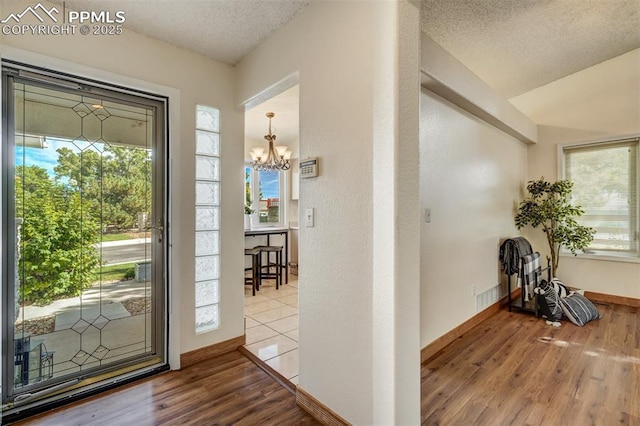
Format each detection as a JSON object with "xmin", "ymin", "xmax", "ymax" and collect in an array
[{"xmin": 476, "ymin": 284, "xmax": 502, "ymax": 312}]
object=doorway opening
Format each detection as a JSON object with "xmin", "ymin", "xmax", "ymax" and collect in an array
[
  {"xmin": 242, "ymin": 84, "xmax": 300, "ymax": 385},
  {"xmin": 1, "ymin": 63, "xmax": 168, "ymax": 418}
]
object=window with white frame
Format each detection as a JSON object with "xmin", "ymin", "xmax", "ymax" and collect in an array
[
  {"xmin": 194, "ymin": 105, "xmax": 221, "ymax": 332},
  {"xmin": 245, "ymin": 165, "xmax": 285, "ymax": 227},
  {"xmin": 562, "ymin": 137, "xmax": 639, "ymax": 256}
]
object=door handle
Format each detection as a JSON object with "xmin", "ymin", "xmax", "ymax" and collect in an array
[{"xmin": 144, "ymin": 219, "xmax": 165, "ymax": 242}]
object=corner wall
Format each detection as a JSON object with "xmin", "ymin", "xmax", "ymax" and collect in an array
[
  {"xmin": 236, "ymin": 1, "xmax": 421, "ymax": 424},
  {"xmin": 419, "ymin": 89, "xmax": 528, "ymax": 347},
  {"xmin": 510, "ymin": 49, "xmax": 640, "ymax": 298}
]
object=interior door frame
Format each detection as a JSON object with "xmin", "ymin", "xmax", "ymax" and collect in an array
[{"xmin": 0, "ymin": 60, "xmax": 170, "ymax": 413}]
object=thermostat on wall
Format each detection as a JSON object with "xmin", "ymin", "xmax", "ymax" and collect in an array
[{"xmin": 300, "ymin": 157, "xmax": 319, "ymax": 178}]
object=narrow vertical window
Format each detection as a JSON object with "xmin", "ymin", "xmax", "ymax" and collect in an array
[
  {"xmin": 244, "ymin": 167, "xmax": 285, "ymax": 228},
  {"xmin": 258, "ymin": 170, "xmax": 282, "ymax": 225},
  {"xmin": 194, "ymin": 105, "xmax": 220, "ymax": 332}
]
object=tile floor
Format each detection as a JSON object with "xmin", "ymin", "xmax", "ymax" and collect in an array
[{"xmin": 244, "ymin": 276, "xmax": 299, "ymax": 385}]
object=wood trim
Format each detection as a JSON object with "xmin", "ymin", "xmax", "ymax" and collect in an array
[
  {"xmin": 180, "ymin": 335, "xmax": 245, "ymax": 368},
  {"xmin": 238, "ymin": 346, "xmax": 296, "ymax": 395},
  {"xmin": 584, "ymin": 291, "xmax": 640, "ymax": 308},
  {"xmin": 296, "ymin": 387, "xmax": 350, "ymax": 426},
  {"xmin": 420, "ymin": 288, "xmax": 518, "ymax": 364}
]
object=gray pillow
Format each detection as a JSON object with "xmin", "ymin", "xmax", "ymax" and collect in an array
[{"xmin": 559, "ymin": 293, "xmax": 600, "ymax": 326}]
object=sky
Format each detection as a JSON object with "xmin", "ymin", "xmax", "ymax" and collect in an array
[
  {"xmin": 15, "ymin": 139, "xmax": 64, "ymax": 175},
  {"xmin": 259, "ymin": 171, "xmax": 279, "ymax": 199},
  {"xmin": 245, "ymin": 166, "xmax": 279, "ymax": 199},
  {"xmin": 14, "ymin": 138, "xmax": 103, "ymax": 177}
]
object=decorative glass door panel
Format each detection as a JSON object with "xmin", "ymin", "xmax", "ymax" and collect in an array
[{"xmin": 2, "ymin": 67, "xmax": 167, "ymax": 408}]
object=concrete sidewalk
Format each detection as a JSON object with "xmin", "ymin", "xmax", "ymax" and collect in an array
[
  {"xmin": 19, "ymin": 279, "xmax": 150, "ymax": 324},
  {"xmin": 14, "ymin": 279, "xmax": 153, "ymax": 383},
  {"xmin": 98, "ymin": 237, "xmax": 150, "ymax": 248}
]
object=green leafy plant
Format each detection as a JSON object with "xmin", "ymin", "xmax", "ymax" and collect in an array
[
  {"xmin": 244, "ymin": 169, "xmax": 256, "ymax": 214},
  {"xmin": 515, "ymin": 178, "xmax": 596, "ymax": 277},
  {"xmin": 16, "ymin": 166, "xmax": 100, "ymax": 305},
  {"xmin": 124, "ymin": 267, "xmax": 136, "ymax": 280}
]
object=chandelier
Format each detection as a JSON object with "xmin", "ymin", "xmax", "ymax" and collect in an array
[{"xmin": 249, "ymin": 112, "xmax": 291, "ymax": 171}]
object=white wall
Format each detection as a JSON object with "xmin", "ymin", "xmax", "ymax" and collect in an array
[
  {"xmin": 236, "ymin": 1, "xmax": 421, "ymax": 424},
  {"xmin": 510, "ymin": 49, "xmax": 640, "ymax": 298},
  {"xmin": 0, "ymin": 0, "xmax": 245, "ymax": 359},
  {"xmin": 420, "ymin": 89, "xmax": 528, "ymax": 346}
]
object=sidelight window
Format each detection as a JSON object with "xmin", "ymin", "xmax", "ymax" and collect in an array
[{"xmin": 194, "ymin": 105, "xmax": 221, "ymax": 332}]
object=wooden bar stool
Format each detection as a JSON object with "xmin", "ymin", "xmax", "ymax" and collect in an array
[
  {"xmin": 244, "ymin": 248, "xmax": 261, "ymax": 296},
  {"xmin": 256, "ymin": 245, "xmax": 283, "ymax": 290}
]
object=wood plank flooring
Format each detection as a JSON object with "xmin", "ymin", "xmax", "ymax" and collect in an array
[
  {"xmin": 13, "ymin": 350, "xmax": 320, "ymax": 426},
  {"xmin": 10, "ymin": 303, "xmax": 638, "ymax": 425},
  {"xmin": 421, "ymin": 303, "xmax": 640, "ymax": 425}
]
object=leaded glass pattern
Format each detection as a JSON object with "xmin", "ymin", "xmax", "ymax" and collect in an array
[
  {"xmin": 195, "ymin": 105, "xmax": 221, "ymax": 333},
  {"xmin": 9, "ymin": 79, "xmax": 159, "ymax": 393}
]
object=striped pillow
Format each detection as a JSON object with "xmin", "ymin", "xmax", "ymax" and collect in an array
[
  {"xmin": 534, "ymin": 280, "xmax": 563, "ymax": 321},
  {"xmin": 559, "ymin": 293, "xmax": 600, "ymax": 326},
  {"xmin": 549, "ymin": 278, "xmax": 570, "ymax": 298}
]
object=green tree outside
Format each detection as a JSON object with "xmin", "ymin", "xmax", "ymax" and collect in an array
[
  {"xmin": 55, "ymin": 145, "xmax": 152, "ymax": 231},
  {"xmin": 16, "ymin": 165, "xmax": 100, "ymax": 305}
]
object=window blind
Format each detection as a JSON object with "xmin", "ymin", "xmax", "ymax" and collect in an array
[{"xmin": 563, "ymin": 138, "xmax": 639, "ymax": 253}]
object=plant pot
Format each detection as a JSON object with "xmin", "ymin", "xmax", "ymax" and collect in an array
[{"xmin": 244, "ymin": 214, "xmax": 251, "ymax": 230}]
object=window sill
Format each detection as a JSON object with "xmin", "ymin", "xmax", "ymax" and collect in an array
[{"xmin": 560, "ymin": 251, "xmax": 640, "ymax": 264}]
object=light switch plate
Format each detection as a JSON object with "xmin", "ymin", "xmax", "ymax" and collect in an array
[
  {"xmin": 425, "ymin": 208, "xmax": 431, "ymax": 223},
  {"xmin": 305, "ymin": 207, "xmax": 314, "ymax": 227}
]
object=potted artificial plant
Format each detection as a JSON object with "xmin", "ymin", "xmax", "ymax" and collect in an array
[
  {"xmin": 244, "ymin": 203, "xmax": 254, "ymax": 230},
  {"xmin": 515, "ymin": 178, "xmax": 595, "ymax": 277}
]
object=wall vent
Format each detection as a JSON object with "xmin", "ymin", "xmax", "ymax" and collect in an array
[{"xmin": 476, "ymin": 284, "xmax": 502, "ymax": 312}]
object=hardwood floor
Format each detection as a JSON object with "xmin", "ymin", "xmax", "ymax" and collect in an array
[
  {"xmin": 421, "ymin": 303, "xmax": 640, "ymax": 425},
  {"xmin": 11, "ymin": 303, "xmax": 638, "ymax": 425},
  {"xmin": 13, "ymin": 350, "xmax": 320, "ymax": 426}
]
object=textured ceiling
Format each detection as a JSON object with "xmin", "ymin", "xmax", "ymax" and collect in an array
[
  {"xmin": 55, "ymin": 0, "xmax": 312, "ymax": 65},
  {"xmin": 422, "ymin": 0, "xmax": 640, "ymax": 98}
]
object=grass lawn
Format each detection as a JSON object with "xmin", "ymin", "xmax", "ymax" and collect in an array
[
  {"xmin": 101, "ymin": 233, "xmax": 134, "ymax": 242},
  {"xmin": 99, "ymin": 263, "xmax": 135, "ymax": 281}
]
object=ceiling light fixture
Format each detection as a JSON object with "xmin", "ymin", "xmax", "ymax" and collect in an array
[{"xmin": 249, "ymin": 112, "xmax": 291, "ymax": 171}]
